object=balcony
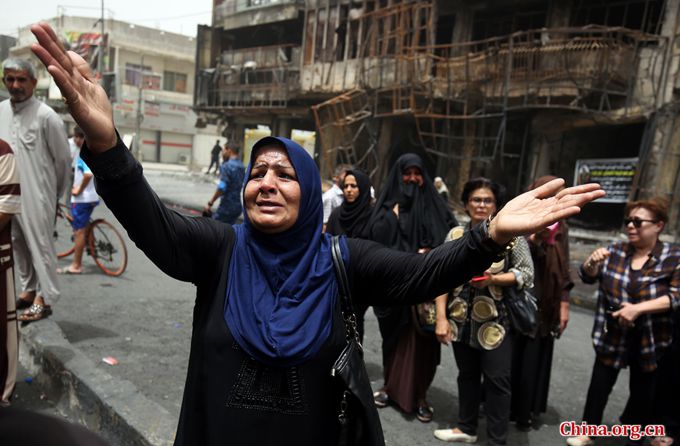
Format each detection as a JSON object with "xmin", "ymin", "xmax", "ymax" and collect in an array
[
  {"xmin": 214, "ymin": 0, "xmax": 304, "ymax": 30},
  {"xmin": 195, "ymin": 44, "xmax": 301, "ymax": 110},
  {"xmin": 417, "ymin": 26, "xmax": 666, "ymax": 115}
]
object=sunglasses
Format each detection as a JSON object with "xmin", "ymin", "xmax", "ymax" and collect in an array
[{"xmin": 624, "ymin": 218, "xmax": 657, "ymax": 228}]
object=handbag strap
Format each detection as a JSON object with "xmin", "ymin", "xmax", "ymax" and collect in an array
[{"xmin": 331, "ymin": 236, "xmax": 361, "ymax": 348}]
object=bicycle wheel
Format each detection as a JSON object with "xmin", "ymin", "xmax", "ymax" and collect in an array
[
  {"xmin": 54, "ymin": 203, "xmax": 75, "ymax": 258},
  {"xmin": 88, "ymin": 219, "xmax": 128, "ymax": 276}
]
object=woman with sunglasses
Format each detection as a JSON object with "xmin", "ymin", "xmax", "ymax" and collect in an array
[{"xmin": 567, "ymin": 198, "xmax": 680, "ymax": 446}]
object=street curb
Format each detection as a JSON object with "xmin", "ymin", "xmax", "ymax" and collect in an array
[{"xmin": 19, "ymin": 319, "xmax": 176, "ymax": 446}]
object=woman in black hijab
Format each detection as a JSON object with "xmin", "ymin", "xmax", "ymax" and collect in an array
[
  {"xmin": 369, "ymin": 153, "xmax": 458, "ymax": 422},
  {"xmin": 326, "ymin": 168, "xmax": 374, "ymax": 239},
  {"xmin": 326, "ymin": 168, "xmax": 375, "ymax": 341}
]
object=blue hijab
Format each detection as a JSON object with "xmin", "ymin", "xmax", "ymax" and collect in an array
[{"xmin": 225, "ymin": 136, "xmax": 349, "ymax": 367}]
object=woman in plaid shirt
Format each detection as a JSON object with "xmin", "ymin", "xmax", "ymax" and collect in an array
[{"xmin": 567, "ymin": 198, "xmax": 680, "ymax": 446}]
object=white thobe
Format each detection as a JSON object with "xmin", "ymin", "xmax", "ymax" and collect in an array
[{"xmin": 0, "ymin": 97, "xmax": 71, "ymax": 305}]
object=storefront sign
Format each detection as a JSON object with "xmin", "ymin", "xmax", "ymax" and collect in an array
[{"xmin": 574, "ymin": 157, "xmax": 638, "ymax": 203}]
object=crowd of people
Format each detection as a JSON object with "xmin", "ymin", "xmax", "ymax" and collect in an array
[
  {"xmin": 322, "ymin": 161, "xmax": 680, "ymax": 446},
  {"xmin": 0, "ymin": 21, "xmax": 676, "ymax": 446}
]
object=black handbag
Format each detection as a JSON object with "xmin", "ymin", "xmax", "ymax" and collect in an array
[
  {"xmin": 330, "ymin": 236, "xmax": 386, "ymax": 446},
  {"xmin": 504, "ymin": 285, "xmax": 538, "ymax": 336},
  {"xmin": 500, "ymin": 251, "xmax": 538, "ymax": 336}
]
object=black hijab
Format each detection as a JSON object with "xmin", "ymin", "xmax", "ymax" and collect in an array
[
  {"xmin": 369, "ymin": 153, "xmax": 457, "ymax": 252},
  {"xmin": 327, "ymin": 168, "xmax": 374, "ymax": 238}
]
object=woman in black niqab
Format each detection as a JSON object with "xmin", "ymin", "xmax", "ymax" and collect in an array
[
  {"xmin": 370, "ymin": 154, "xmax": 457, "ymax": 251},
  {"xmin": 368, "ymin": 153, "xmax": 458, "ymax": 421}
]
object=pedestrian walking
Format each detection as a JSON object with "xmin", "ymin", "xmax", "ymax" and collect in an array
[
  {"xmin": 0, "ymin": 138, "xmax": 21, "ymax": 406},
  {"xmin": 30, "ymin": 21, "xmax": 604, "ymax": 446},
  {"xmin": 511, "ymin": 175, "xmax": 573, "ymax": 430},
  {"xmin": 567, "ymin": 198, "xmax": 680, "ymax": 446},
  {"xmin": 204, "ymin": 144, "xmax": 245, "ymax": 224},
  {"xmin": 0, "ymin": 57, "xmax": 71, "ymax": 323},
  {"xmin": 57, "ymin": 127, "xmax": 99, "ymax": 275},
  {"xmin": 433, "ymin": 177, "xmax": 534, "ymax": 445},
  {"xmin": 369, "ymin": 153, "xmax": 458, "ymax": 422},
  {"xmin": 207, "ymin": 140, "xmax": 221, "ymax": 175}
]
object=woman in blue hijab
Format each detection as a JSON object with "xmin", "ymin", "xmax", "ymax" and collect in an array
[{"xmin": 30, "ymin": 21, "xmax": 605, "ymax": 446}]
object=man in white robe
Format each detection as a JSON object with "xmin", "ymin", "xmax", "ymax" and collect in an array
[{"xmin": 0, "ymin": 58, "xmax": 71, "ymax": 322}]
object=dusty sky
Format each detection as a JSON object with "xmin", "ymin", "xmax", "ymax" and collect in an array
[{"xmin": 1, "ymin": 0, "xmax": 213, "ymax": 38}]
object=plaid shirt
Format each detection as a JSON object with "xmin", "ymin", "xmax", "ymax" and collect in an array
[{"xmin": 580, "ymin": 241, "xmax": 680, "ymax": 371}]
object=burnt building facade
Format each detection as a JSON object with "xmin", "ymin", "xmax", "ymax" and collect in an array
[{"xmin": 195, "ymin": 0, "xmax": 680, "ymax": 233}]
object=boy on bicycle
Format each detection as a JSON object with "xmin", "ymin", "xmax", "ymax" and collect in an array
[{"xmin": 58, "ymin": 127, "xmax": 98, "ymax": 274}]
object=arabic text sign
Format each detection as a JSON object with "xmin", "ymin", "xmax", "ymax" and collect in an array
[{"xmin": 574, "ymin": 158, "xmax": 638, "ymax": 203}]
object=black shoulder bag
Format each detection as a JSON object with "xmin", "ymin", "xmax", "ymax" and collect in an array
[
  {"xmin": 330, "ymin": 236, "xmax": 386, "ymax": 446},
  {"xmin": 502, "ymin": 254, "xmax": 538, "ymax": 336}
]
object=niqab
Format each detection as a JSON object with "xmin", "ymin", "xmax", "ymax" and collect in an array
[{"xmin": 369, "ymin": 153, "xmax": 457, "ymax": 252}]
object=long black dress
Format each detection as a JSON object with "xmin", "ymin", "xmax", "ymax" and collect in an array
[{"xmin": 82, "ymin": 140, "xmax": 498, "ymax": 446}]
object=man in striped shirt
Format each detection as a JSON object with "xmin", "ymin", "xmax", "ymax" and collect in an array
[{"xmin": 0, "ymin": 138, "xmax": 21, "ymax": 406}]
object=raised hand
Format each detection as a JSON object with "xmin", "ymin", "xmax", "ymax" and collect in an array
[
  {"xmin": 583, "ymin": 247, "xmax": 610, "ymax": 277},
  {"xmin": 490, "ymin": 178, "xmax": 605, "ymax": 244},
  {"xmin": 30, "ymin": 22, "xmax": 116, "ymax": 151}
]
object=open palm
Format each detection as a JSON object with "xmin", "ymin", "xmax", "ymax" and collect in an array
[
  {"xmin": 491, "ymin": 179, "xmax": 605, "ymax": 243},
  {"xmin": 30, "ymin": 22, "xmax": 117, "ymax": 151}
]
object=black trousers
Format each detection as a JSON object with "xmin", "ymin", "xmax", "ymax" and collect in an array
[
  {"xmin": 655, "ymin": 343, "xmax": 680, "ymax": 440},
  {"xmin": 452, "ymin": 336, "xmax": 513, "ymax": 446},
  {"xmin": 582, "ymin": 357, "xmax": 658, "ymax": 428},
  {"xmin": 207, "ymin": 156, "xmax": 219, "ymax": 173}
]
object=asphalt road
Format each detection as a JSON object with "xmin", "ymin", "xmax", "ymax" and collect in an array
[{"xmin": 12, "ymin": 170, "xmax": 632, "ymax": 446}]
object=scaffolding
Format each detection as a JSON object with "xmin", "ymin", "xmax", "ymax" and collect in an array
[
  {"xmin": 412, "ymin": 26, "xmax": 667, "ymax": 160},
  {"xmin": 311, "ymin": 89, "xmax": 379, "ymax": 179},
  {"xmin": 311, "ymin": 8, "xmax": 668, "ymax": 176}
]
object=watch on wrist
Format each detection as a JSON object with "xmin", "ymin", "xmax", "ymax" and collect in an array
[{"xmin": 480, "ymin": 216, "xmax": 517, "ymax": 259}]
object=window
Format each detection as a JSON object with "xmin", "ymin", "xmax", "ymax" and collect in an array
[
  {"xmin": 124, "ymin": 63, "xmax": 161, "ymax": 90},
  {"xmin": 163, "ymin": 71, "xmax": 188, "ymax": 93},
  {"xmin": 125, "ymin": 63, "xmax": 150, "ymax": 86}
]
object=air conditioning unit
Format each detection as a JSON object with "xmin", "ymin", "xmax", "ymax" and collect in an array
[{"xmin": 178, "ymin": 154, "xmax": 190, "ymax": 165}]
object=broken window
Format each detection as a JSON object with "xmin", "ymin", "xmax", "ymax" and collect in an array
[{"xmin": 572, "ymin": 0, "xmax": 665, "ymax": 34}]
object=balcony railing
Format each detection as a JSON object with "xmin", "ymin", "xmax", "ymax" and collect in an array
[
  {"xmin": 215, "ymin": 0, "xmax": 302, "ymax": 22},
  {"xmin": 195, "ymin": 44, "xmax": 300, "ymax": 109},
  {"xmin": 411, "ymin": 26, "xmax": 665, "ymax": 114}
]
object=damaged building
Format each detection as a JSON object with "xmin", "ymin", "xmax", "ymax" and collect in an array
[{"xmin": 195, "ymin": 0, "xmax": 680, "ymax": 233}]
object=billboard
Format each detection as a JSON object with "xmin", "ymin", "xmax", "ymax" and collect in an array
[{"xmin": 573, "ymin": 157, "xmax": 638, "ymax": 204}]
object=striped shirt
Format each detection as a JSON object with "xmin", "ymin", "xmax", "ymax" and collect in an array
[
  {"xmin": 580, "ymin": 241, "xmax": 680, "ymax": 371},
  {"xmin": 0, "ymin": 138, "xmax": 20, "ymax": 271},
  {"xmin": 0, "ymin": 139, "xmax": 20, "ymax": 216}
]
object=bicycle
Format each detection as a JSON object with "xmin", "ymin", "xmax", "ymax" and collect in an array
[{"xmin": 53, "ymin": 203, "xmax": 128, "ymax": 277}]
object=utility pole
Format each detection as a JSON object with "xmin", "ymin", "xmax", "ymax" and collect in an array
[
  {"xmin": 134, "ymin": 54, "xmax": 145, "ymax": 161},
  {"xmin": 97, "ymin": 0, "xmax": 105, "ymax": 77}
]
